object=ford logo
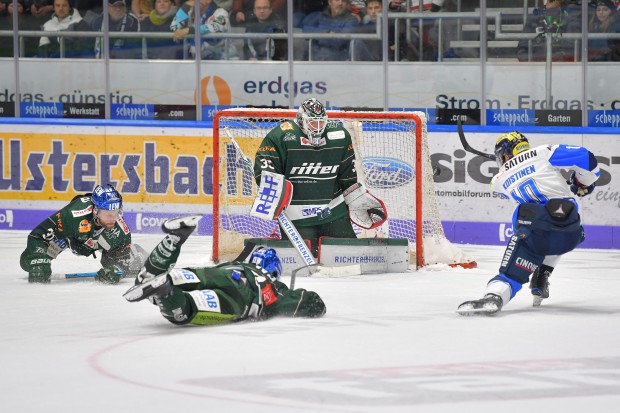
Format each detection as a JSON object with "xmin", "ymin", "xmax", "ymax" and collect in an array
[{"xmin": 362, "ymin": 157, "xmax": 414, "ymax": 189}]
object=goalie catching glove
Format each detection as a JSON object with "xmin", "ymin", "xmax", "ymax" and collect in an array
[{"xmin": 343, "ymin": 183, "xmax": 388, "ymax": 229}]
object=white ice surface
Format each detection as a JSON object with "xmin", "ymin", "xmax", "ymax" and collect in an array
[{"xmin": 2, "ymin": 230, "xmax": 620, "ymax": 413}]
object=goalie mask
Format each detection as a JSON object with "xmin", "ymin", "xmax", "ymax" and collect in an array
[
  {"xmin": 296, "ymin": 98, "xmax": 327, "ymax": 146},
  {"xmin": 91, "ymin": 184, "xmax": 123, "ymax": 229},
  {"xmin": 494, "ymin": 131, "xmax": 530, "ymax": 168},
  {"xmin": 248, "ymin": 247, "xmax": 282, "ymax": 280}
]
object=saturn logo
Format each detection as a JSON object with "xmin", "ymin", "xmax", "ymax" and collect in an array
[{"xmin": 194, "ymin": 76, "xmax": 232, "ymax": 105}]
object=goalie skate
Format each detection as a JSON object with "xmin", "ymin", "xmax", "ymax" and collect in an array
[
  {"xmin": 123, "ymin": 273, "xmax": 172, "ymax": 302},
  {"xmin": 456, "ymin": 294, "xmax": 503, "ymax": 316}
]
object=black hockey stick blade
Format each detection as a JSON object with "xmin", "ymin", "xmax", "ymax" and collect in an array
[
  {"xmin": 233, "ymin": 240, "xmax": 257, "ymax": 263},
  {"xmin": 457, "ymin": 119, "xmax": 496, "ymax": 161}
]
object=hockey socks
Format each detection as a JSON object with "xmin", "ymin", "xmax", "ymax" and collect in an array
[{"xmin": 140, "ymin": 215, "xmax": 203, "ymax": 279}]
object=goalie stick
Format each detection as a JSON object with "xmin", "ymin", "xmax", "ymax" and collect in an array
[
  {"xmin": 224, "ymin": 128, "xmax": 319, "ymax": 277},
  {"xmin": 457, "ymin": 119, "xmax": 496, "ymax": 161},
  {"xmin": 224, "ymin": 128, "xmax": 361, "ymax": 288}
]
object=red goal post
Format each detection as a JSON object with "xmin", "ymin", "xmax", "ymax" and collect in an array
[{"xmin": 212, "ymin": 108, "xmax": 474, "ymax": 269}]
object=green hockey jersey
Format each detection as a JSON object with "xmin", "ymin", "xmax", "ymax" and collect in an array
[
  {"xmin": 156, "ymin": 262, "xmax": 326, "ymax": 326},
  {"xmin": 21, "ymin": 196, "xmax": 133, "ymax": 274},
  {"xmin": 253, "ymin": 119, "xmax": 358, "ymax": 227}
]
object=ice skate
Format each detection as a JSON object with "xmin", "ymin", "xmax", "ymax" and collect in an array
[
  {"xmin": 530, "ymin": 266, "xmax": 550, "ymax": 307},
  {"xmin": 456, "ymin": 294, "xmax": 503, "ymax": 316},
  {"xmin": 161, "ymin": 214, "xmax": 203, "ymax": 237},
  {"xmin": 123, "ymin": 273, "xmax": 172, "ymax": 302}
]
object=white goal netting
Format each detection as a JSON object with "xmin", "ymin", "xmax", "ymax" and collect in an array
[{"xmin": 212, "ymin": 109, "xmax": 474, "ymax": 268}]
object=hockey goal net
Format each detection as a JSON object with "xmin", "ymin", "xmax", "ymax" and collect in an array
[{"xmin": 212, "ymin": 108, "xmax": 474, "ymax": 268}]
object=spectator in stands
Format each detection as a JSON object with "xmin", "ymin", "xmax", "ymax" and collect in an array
[
  {"xmin": 171, "ymin": 0, "xmax": 240, "ymax": 60},
  {"xmin": 588, "ymin": 0, "xmax": 620, "ymax": 61},
  {"xmin": 353, "ymin": 0, "xmax": 417, "ymax": 61},
  {"xmin": 28, "ymin": 0, "xmax": 54, "ymax": 19},
  {"xmin": 242, "ymin": 0, "xmax": 286, "ymax": 60},
  {"xmin": 0, "ymin": 1, "xmax": 6, "ymax": 16},
  {"xmin": 230, "ymin": 0, "xmax": 284, "ymax": 26},
  {"xmin": 38, "ymin": 0, "xmax": 93, "ymax": 58},
  {"xmin": 141, "ymin": 0, "xmax": 181, "ymax": 58},
  {"xmin": 292, "ymin": 0, "xmax": 327, "ymax": 28},
  {"xmin": 74, "ymin": 0, "xmax": 102, "ymax": 19},
  {"xmin": 349, "ymin": 0, "xmax": 366, "ymax": 21},
  {"xmin": 132, "ymin": 0, "xmax": 154, "ymax": 21},
  {"xmin": 302, "ymin": 0, "xmax": 359, "ymax": 61},
  {"xmin": 0, "ymin": 0, "xmax": 40, "ymax": 57},
  {"xmin": 91, "ymin": 0, "xmax": 141, "ymax": 59},
  {"xmin": 516, "ymin": 0, "xmax": 577, "ymax": 62},
  {"xmin": 215, "ymin": 0, "xmax": 233, "ymax": 12}
]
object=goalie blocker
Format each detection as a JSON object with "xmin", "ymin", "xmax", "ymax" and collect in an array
[{"xmin": 243, "ymin": 237, "xmax": 409, "ymax": 276}]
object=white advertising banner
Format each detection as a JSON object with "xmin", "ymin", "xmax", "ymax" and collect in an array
[
  {"xmin": 0, "ymin": 61, "xmax": 619, "ymax": 110},
  {"xmin": 428, "ymin": 131, "xmax": 620, "ymax": 227}
]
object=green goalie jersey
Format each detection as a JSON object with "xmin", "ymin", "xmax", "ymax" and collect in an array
[{"xmin": 253, "ymin": 119, "xmax": 357, "ymax": 227}]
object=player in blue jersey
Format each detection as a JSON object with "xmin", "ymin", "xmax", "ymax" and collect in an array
[{"xmin": 457, "ymin": 132, "xmax": 600, "ymax": 316}]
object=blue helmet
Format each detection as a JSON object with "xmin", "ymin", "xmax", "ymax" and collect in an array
[
  {"xmin": 91, "ymin": 184, "xmax": 123, "ymax": 211},
  {"xmin": 249, "ymin": 247, "xmax": 282, "ymax": 280}
]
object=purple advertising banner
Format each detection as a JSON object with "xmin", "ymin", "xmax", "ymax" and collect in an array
[
  {"xmin": 0, "ymin": 209, "xmax": 213, "ymax": 236},
  {"xmin": 1, "ymin": 208, "xmax": 617, "ymax": 249}
]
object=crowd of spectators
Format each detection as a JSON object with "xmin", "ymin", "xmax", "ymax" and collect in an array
[{"xmin": 0, "ymin": 0, "xmax": 619, "ymax": 61}]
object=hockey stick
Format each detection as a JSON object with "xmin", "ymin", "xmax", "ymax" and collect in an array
[
  {"xmin": 64, "ymin": 271, "xmax": 99, "ymax": 278},
  {"xmin": 224, "ymin": 128, "xmax": 253, "ymax": 170},
  {"xmin": 62, "ymin": 269, "xmax": 124, "ymax": 279},
  {"xmin": 457, "ymin": 119, "xmax": 496, "ymax": 161},
  {"xmin": 233, "ymin": 240, "xmax": 256, "ymax": 262},
  {"xmin": 223, "ymin": 128, "xmax": 320, "ymax": 286}
]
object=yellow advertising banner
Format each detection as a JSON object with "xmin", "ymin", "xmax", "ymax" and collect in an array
[{"xmin": 0, "ymin": 132, "xmax": 214, "ymax": 204}]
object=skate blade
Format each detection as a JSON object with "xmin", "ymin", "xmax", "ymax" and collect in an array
[
  {"xmin": 532, "ymin": 296, "xmax": 544, "ymax": 307},
  {"xmin": 163, "ymin": 215, "xmax": 203, "ymax": 230},
  {"xmin": 123, "ymin": 275, "xmax": 168, "ymax": 302}
]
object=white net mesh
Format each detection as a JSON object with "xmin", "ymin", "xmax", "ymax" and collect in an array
[{"xmin": 213, "ymin": 109, "xmax": 473, "ymax": 267}]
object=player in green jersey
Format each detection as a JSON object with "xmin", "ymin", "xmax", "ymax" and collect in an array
[
  {"xmin": 123, "ymin": 215, "xmax": 326, "ymax": 325},
  {"xmin": 20, "ymin": 184, "xmax": 145, "ymax": 284},
  {"xmin": 253, "ymin": 98, "xmax": 387, "ymax": 256}
]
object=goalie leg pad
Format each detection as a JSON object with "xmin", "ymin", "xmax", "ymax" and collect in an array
[{"xmin": 318, "ymin": 237, "xmax": 410, "ymax": 273}]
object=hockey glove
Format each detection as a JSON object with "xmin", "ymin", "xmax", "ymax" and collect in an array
[
  {"xmin": 568, "ymin": 171, "xmax": 595, "ymax": 197},
  {"xmin": 68, "ymin": 239, "xmax": 96, "ymax": 257},
  {"xmin": 95, "ymin": 267, "xmax": 122, "ymax": 284},
  {"xmin": 250, "ymin": 171, "xmax": 293, "ymax": 221},
  {"xmin": 343, "ymin": 183, "xmax": 388, "ymax": 229}
]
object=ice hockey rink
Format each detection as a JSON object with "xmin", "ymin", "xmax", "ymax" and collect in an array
[{"xmin": 2, "ymin": 230, "xmax": 619, "ymax": 413}]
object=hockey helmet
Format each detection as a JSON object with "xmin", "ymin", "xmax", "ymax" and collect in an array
[
  {"xmin": 296, "ymin": 98, "xmax": 327, "ymax": 146},
  {"xmin": 249, "ymin": 247, "xmax": 282, "ymax": 280},
  {"xmin": 494, "ymin": 131, "xmax": 530, "ymax": 167},
  {"xmin": 92, "ymin": 184, "xmax": 123, "ymax": 211}
]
